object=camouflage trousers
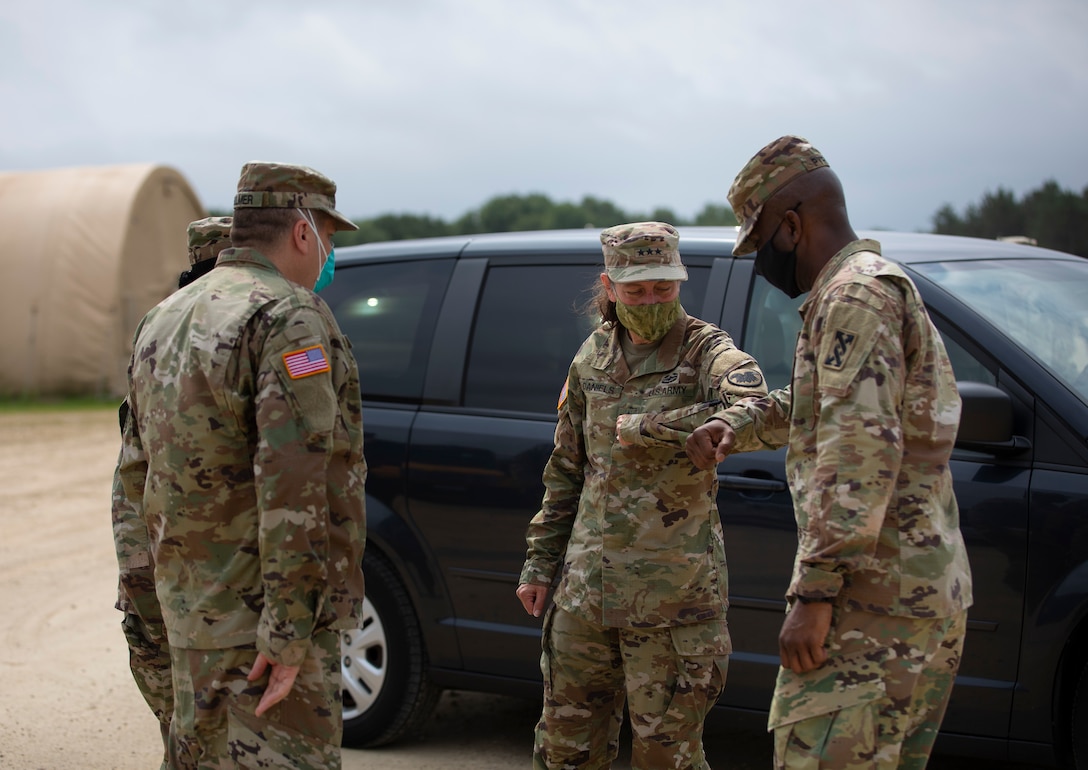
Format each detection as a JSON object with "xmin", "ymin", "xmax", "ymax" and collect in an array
[
  {"xmin": 534, "ymin": 605, "xmax": 729, "ymax": 770},
  {"xmin": 167, "ymin": 627, "xmax": 342, "ymax": 770},
  {"xmin": 770, "ymin": 607, "xmax": 968, "ymax": 770},
  {"xmin": 121, "ymin": 612, "xmax": 173, "ymax": 769}
]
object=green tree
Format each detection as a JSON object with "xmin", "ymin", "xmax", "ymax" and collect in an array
[
  {"xmin": 646, "ymin": 207, "xmax": 682, "ymax": 226},
  {"xmin": 336, "ymin": 213, "xmax": 452, "ymax": 246},
  {"xmin": 692, "ymin": 203, "xmax": 738, "ymax": 227},
  {"xmin": 318, "ymin": 192, "xmax": 747, "ymax": 245},
  {"xmin": 931, "ymin": 203, "xmax": 963, "ymax": 234},
  {"xmin": 471, "ymin": 192, "xmax": 559, "ymax": 232},
  {"xmin": 1021, "ymin": 181, "xmax": 1088, "ymax": 257},
  {"xmin": 579, "ymin": 196, "xmax": 629, "ymax": 229},
  {"xmin": 932, "ymin": 179, "xmax": 1088, "ymax": 257}
]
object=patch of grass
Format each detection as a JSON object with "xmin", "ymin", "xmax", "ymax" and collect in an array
[{"xmin": 0, "ymin": 396, "xmax": 120, "ymax": 414}]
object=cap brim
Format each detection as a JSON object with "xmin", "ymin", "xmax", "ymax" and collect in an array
[
  {"xmin": 733, "ymin": 208, "xmax": 762, "ymax": 256},
  {"xmin": 325, "ymin": 207, "xmax": 358, "ymax": 232},
  {"xmin": 607, "ymin": 265, "xmax": 689, "ymax": 283}
]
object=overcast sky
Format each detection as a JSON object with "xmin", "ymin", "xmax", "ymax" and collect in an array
[{"xmin": 2, "ymin": 0, "xmax": 1086, "ymax": 233}]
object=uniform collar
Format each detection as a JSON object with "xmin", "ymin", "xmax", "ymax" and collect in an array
[
  {"xmin": 215, "ymin": 246, "xmax": 280, "ymax": 273},
  {"xmin": 590, "ymin": 306, "xmax": 691, "ymax": 379},
  {"xmin": 799, "ymin": 239, "xmax": 882, "ymax": 314}
]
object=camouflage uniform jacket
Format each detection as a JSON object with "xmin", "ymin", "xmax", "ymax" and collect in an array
[
  {"xmin": 713, "ymin": 239, "xmax": 973, "ymax": 617},
  {"xmin": 112, "ymin": 400, "xmax": 163, "ymax": 627},
  {"xmin": 115, "ymin": 246, "xmax": 367, "ymax": 667},
  {"xmin": 519, "ymin": 310, "xmax": 767, "ymax": 628}
]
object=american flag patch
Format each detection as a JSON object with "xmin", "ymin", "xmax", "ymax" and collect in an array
[
  {"xmin": 283, "ymin": 345, "xmax": 331, "ymax": 379},
  {"xmin": 557, "ymin": 378, "xmax": 569, "ymax": 411}
]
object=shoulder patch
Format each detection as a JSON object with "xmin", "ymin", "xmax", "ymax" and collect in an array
[
  {"xmin": 727, "ymin": 369, "xmax": 764, "ymax": 388},
  {"xmin": 822, "ymin": 328, "xmax": 858, "ymax": 371},
  {"xmin": 283, "ymin": 344, "xmax": 331, "ymax": 379},
  {"xmin": 816, "ymin": 299, "xmax": 884, "ymax": 395},
  {"xmin": 557, "ymin": 378, "xmax": 569, "ymax": 411}
]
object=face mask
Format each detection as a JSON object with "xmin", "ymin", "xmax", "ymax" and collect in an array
[
  {"xmin": 298, "ymin": 209, "xmax": 335, "ymax": 292},
  {"xmin": 754, "ymin": 209, "xmax": 803, "ymax": 298},
  {"xmin": 615, "ymin": 297, "xmax": 681, "ymax": 343},
  {"xmin": 314, "ymin": 247, "xmax": 336, "ymax": 293}
]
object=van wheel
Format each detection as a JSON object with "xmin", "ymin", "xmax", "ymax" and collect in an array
[
  {"xmin": 340, "ymin": 552, "xmax": 440, "ymax": 747},
  {"xmin": 1073, "ymin": 661, "xmax": 1088, "ymax": 768}
]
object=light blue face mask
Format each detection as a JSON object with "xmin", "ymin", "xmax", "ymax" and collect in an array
[{"xmin": 299, "ymin": 209, "xmax": 336, "ymax": 292}]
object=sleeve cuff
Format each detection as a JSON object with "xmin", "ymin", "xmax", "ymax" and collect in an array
[
  {"xmin": 616, "ymin": 413, "xmax": 651, "ymax": 447},
  {"xmin": 258, "ymin": 636, "xmax": 310, "ymax": 668},
  {"xmin": 788, "ymin": 565, "xmax": 844, "ymax": 601},
  {"xmin": 716, "ymin": 410, "xmax": 752, "ymax": 433},
  {"xmin": 519, "ymin": 561, "xmax": 556, "ymax": 586}
]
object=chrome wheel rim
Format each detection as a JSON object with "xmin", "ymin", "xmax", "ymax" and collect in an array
[{"xmin": 341, "ymin": 595, "xmax": 387, "ymax": 720}]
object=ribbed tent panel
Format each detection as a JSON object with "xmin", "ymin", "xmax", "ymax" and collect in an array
[{"xmin": 0, "ymin": 164, "xmax": 204, "ymax": 397}]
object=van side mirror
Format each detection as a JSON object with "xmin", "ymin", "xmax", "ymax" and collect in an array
[{"xmin": 955, "ymin": 381, "xmax": 1030, "ymax": 456}]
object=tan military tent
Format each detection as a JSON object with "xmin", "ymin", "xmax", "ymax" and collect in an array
[{"xmin": 0, "ymin": 164, "xmax": 204, "ymax": 397}]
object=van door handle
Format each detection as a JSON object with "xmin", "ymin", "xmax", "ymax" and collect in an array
[{"xmin": 717, "ymin": 473, "xmax": 787, "ymax": 493}]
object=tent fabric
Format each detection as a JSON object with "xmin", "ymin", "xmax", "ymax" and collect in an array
[{"xmin": 0, "ymin": 164, "xmax": 204, "ymax": 397}]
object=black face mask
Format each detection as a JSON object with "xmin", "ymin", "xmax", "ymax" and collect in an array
[{"xmin": 754, "ymin": 208, "xmax": 803, "ymax": 298}]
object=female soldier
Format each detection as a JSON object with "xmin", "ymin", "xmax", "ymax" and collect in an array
[{"xmin": 517, "ymin": 221, "xmax": 767, "ymax": 769}]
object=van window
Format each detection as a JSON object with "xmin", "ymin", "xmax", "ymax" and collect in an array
[
  {"xmin": 742, "ymin": 274, "xmax": 998, "ymax": 391},
  {"xmin": 465, "ymin": 265, "xmax": 710, "ymax": 414},
  {"xmin": 324, "ymin": 259, "xmax": 454, "ymax": 401},
  {"xmin": 940, "ymin": 334, "xmax": 996, "ymax": 386},
  {"xmin": 914, "ymin": 258, "xmax": 1088, "ymax": 402},
  {"xmin": 742, "ymin": 276, "xmax": 803, "ymax": 392},
  {"xmin": 464, "ymin": 265, "xmax": 601, "ymax": 413}
]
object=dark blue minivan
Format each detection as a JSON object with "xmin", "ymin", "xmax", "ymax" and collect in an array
[{"xmin": 320, "ymin": 228, "xmax": 1088, "ymax": 769}]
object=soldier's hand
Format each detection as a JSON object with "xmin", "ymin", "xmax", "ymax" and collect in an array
[
  {"xmin": 685, "ymin": 420, "xmax": 735, "ymax": 469},
  {"xmin": 516, "ymin": 582, "xmax": 549, "ymax": 618},
  {"xmin": 248, "ymin": 653, "xmax": 301, "ymax": 717},
  {"xmin": 778, "ymin": 601, "xmax": 833, "ymax": 674}
]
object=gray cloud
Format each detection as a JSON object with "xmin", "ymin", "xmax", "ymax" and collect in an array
[{"xmin": 2, "ymin": 0, "xmax": 1086, "ymax": 233}]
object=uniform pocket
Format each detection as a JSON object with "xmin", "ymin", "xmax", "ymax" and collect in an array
[
  {"xmin": 768, "ymin": 647, "xmax": 888, "ymax": 729},
  {"xmin": 121, "ymin": 612, "xmax": 167, "ymax": 649},
  {"xmin": 226, "ymin": 706, "xmax": 339, "ymax": 769},
  {"xmin": 669, "ymin": 616, "xmax": 732, "ymax": 657}
]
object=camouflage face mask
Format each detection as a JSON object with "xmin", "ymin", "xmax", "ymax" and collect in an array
[{"xmin": 615, "ymin": 298, "xmax": 681, "ymax": 343}]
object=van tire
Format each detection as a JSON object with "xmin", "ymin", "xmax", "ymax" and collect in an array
[{"xmin": 340, "ymin": 552, "xmax": 440, "ymax": 747}]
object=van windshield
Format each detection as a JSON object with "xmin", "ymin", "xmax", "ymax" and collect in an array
[{"xmin": 913, "ymin": 258, "xmax": 1088, "ymax": 405}]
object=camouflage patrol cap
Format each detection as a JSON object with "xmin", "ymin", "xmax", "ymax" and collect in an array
[
  {"xmin": 233, "ymin": 161, "xmax": 358, "ymax": 231},
  {"xmin": 728, "ymin": 135, "xmax": 828, "ymax": 255},
  {"xmin": 600, "ymin": 221, "xmax": 688, "ymax": 283},
  {"xmin": 186, "ymin": 215, "xmax": 233, "ymax": 266}
]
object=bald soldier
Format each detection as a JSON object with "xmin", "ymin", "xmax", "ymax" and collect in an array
[
  {"xmin": 111, "ymin": 215, "xmax": 233, "ymax": 768},
  {"xmin": 517, "ymin": 222, "xmax": 767, "ymax": 769},
  {"xmin": 686, "ymin": 136, "xmax": 972, "ymax": 769},
  {"xmin": 115, "ymin": 162, "xmax": 366, "ymax": 769}
]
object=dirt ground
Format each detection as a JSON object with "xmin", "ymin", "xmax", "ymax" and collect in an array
[{"xmin": 0, "ymin": 407, "xmax": 1041, "ymax": 770}]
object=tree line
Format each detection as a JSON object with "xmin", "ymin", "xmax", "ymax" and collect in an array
[
  {"xmin": 932, "ymin": 180, "xmax": 1088, "ymax": 257},
  {"xmin": 329, "ymin": 194, "xmax": 738, "ymax": 247},
  {"xmin": 212, "ymin": 179, "xmax": 1087, "ymax": 257}
]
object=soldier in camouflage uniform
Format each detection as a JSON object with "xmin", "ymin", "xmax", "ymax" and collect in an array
[
  {"xmin": 114, "ymin": 162, "xmax": 366, "ymax": 769},
  {"xmin": 685, "ymin": 136, "xmax": 973, "ymax": 769},
  {"xmin": 177, "ymin": 214, "xmax": 233, "ymax": 288},
  {"xmin": 112, "ymin": 215, "xmax": 233, "ymax": 768},
  {"xmin": 516, "ymin": 222, "xmax": 768, "ymax": 769}
]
